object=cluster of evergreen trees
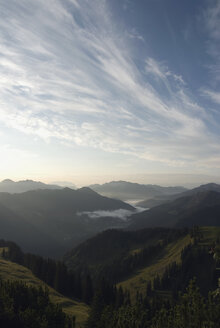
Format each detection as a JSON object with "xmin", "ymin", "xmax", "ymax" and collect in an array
[
  {"xmin": 86, "ymin": 227, "xmax": 220, "ymax": 327},
  {"xmin": 98, "ymin": 228, "xmax": 188, "ymax": 285},
  {"xmin": 0, "ymin": 228, "xmax": 187, "ymax": 305},
  {"xmin": 0, "ymin": 240, "xmax": 93, "ymax": 304},
  {"xmin": 95, "ymin": 242, "xmax": 163, "ymax": 284},
  {"xmin": 0, "ymin": 278, "xmax": 75, "ymax": 328},
  {"xmin": 1, "ymin": 226, "xmax": 220, "ymax": 328},
  {"xmin": 146, "ymin": 243, "xmax": 217, "ymax": 298},
  {"xmin": 88, "ymin": 279, "xmax": 220, "ymax": 328},
  {"xmin": 68, "ymin": 228, "xmax": 188, "ymax": 286}
]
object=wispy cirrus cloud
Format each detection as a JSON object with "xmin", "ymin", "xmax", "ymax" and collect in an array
[
  {"xmin": 204, "ymin": 0, "xmax": 220, "ymax": 40},
  {"xmin": 200, "ymin": 0, "xmax": 220, "ymax": 112},
  {"xmin": 0, "ymin": 0, "xmax": 219, "ymax": 172},
  {"xmin": 202, "ymin": 0, "xmax": 220, "ymax": 80},
  {"xmin": 145, "ymin": 57, "xmax": 185, "ymax": 86},
  {"xmin": 202, "ymin": 89, "xmax": 220, "ymax": 105},
  {"xmin": 127, "ymin": 28, "xmax": 145, "ymax": 42}
]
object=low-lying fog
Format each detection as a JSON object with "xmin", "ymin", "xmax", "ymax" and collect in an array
[{"xmin": 77, "ymin": 202, "xmax": 147, "ymax": 221}]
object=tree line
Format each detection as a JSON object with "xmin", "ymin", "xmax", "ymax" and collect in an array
[
  {"xmin": 87, "ymin": 278, "xmax": 220, "ymax": 328},
  {"xmin": 67, "ymin": 228, "xmax": 188, "ymax": 285},
  {"xmin": 0, "ymin": 240, "xmax": 93, "ymax": 304},
  {"xmin": 86, "ymin": 227, "xmax": 220, "ymax": 327},
  {"xmin": 0, "ymin": 278, "xmax": 75, "ymax": 328}
]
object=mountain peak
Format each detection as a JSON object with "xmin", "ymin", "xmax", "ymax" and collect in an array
[
  {"xmin": 0, "ymin": 179, "xmax": 61, "ymax": 193},
  {"xmin": 199, "ymin": 183, "xmax": 220, "ymax": 188},
  {"xmin": 62, "ymin": 187, "xmax": 75, "ymax": 192},
  {"xmin": 77, "ymin": 187, "xmax": 97, "ymax": 194},
  {"xmin": 2, "ymin": 179, "xmax": 14, "ymax": 183}
]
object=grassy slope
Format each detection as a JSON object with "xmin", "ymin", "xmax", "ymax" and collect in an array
[
  {"xmin": 118, "ymin": 234, "xmax": 192, "ymax": 302},
  {"xmin": 118, "ymin": 227, "xmax": 220, "ymax": 302},
  {"xmin": 0, "ymin": 256, "xmax": 89, "ymax": 328},
  {"xmin": 199, "ymin": 226, "xmax": 220, "ymax": 245}
]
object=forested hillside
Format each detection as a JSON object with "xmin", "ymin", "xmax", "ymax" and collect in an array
[
  {"xmin": 64, "ymin": 228, "xmax": 188, "ymax": 284},
  {"xmin": 1, "ymin": 186, "xmax": 220, "ymax": 327},
  {"xmin": 0, "ymin": 243, "xmax": 89, "ymax": 327},
  {"xmin": 1, "ymin": 225, "xmax": 220, "ymax": 327},
  {"xmin": 0, "ymin": 279, "xmax": 75, "ymax": 328},
  {"xmin": 85, "ymin": 226, "xmax": 220, "ymax": 328}
]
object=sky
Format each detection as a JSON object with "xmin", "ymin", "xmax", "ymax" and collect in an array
[{"xmin": 0, "ymin": 0, "xmax": 220, "ymax": 187}]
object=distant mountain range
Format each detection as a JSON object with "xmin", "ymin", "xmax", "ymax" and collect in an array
[
  {"xmin": 136, "ymin": 182, "xmax": 220, "ymax": 208},
  {"xmin": 176, "ymin": 182, "xmax": 220, "ymax": 197},
  {"xmin": 0, "ymin": 180, "xmax": 219, "ymax": 258},
  {"xmin": 65, "ymin": 183, "xmax": 220, "ymax": 271},
  {"xmin": 128, "ymin": 188, "xmax": 220, "ymax": 230},
  {"xmin": 89, "ymin": 181, "xmax": 187, "ymax": 201},
  {"xmin": 0, "ymin": 187, "xmax": 134, "ymax": 257},
  {"xmin": 0, "ymin": 179, "xmax": 62, "ymax": 193}
]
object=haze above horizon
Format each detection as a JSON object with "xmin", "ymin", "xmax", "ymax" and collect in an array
[{"xmin": 0, "ymin": 0, "xmax": 220, "ymax": 185}]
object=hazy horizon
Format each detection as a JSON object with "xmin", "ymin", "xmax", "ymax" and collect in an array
[{"xmin": 1, "ymin": 173, "xmax": 220, "ymax": 189}]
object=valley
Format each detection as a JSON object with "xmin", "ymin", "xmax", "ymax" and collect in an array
[{"xmin": 0, "ymin": 180, "xmax": 220, "ymax": 327}]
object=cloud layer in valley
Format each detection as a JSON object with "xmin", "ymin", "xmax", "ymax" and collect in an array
[{"xmin": 78, "ymin": 206, "xmax": 145, "ymax": 221}]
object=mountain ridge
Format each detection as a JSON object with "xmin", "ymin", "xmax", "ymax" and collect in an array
[
  {"xmin": 136, "ymin": 182, "xmax": 220, "ymax": 208},
  {"xmin": 0, "ymin": 187, "xmax": 134, "ymax": 257},
  {"xmin": 89, "ymin": 180, "xmax": 187, "ymax": 201},
  {"xmin": 0, "ymin": 178, "xmax": 62, "ymax": 193},
  {"xmin": 128, "ymin": 190, "xmax": 220, "ymax": 230}
]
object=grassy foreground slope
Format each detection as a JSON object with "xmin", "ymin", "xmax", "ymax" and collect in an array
[
  {"xmin": 118, "ymin": 234, "xmax": 192, "ymax": 301},
  {"xmin": 0, "ymin": 256, "xmax": 89, "ymax": 328},
  {"xmin": 199, "ymin": 226, "xmax": 220, "ymax": 245},
  {"xmin": 118, "ymin": 226, "xmax": 220, "ymax": 302}
]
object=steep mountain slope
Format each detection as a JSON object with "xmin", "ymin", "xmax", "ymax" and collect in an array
[
  {"xmin": 89, "ymin": 181, "xmax": 186, "ymax": 201},
  {"xmin": 128, "ymin": 191, "xmax": 220, "ymax": 230},
  {"xmin": 0, "ymin": 187, "xmax": 133, "ymax": 213},
  {"xmin": 118, "ymin": 234, "xmax": 191, "ymax": 301},
  {"xmin": 64, "ymin": 228, "xmax": 167, "ymax": 269},
  {"xmin": 64, "ymin": 225, "xmax": 219, "ymax": 305},
  {"xmin": 0, "ymin": 187, "xmax": 134, "ymax": 257},
  {"xmin": 0, "ymin": 255, "xmax": 89, "ymax": 327},
  {"xmin": 64, "ymin": 227, "xmax": 187, "ymax": 284},
  {"xmin": 86, "ymin": 226, "xmax": 220, "ymax": 328},
  {"xmin": 118, "ymin": 226, "xmax": 220, "ymax": 302},
  {"xmin": 179, "ymin": 183, "xmax": 220, "ymax": 196},
  {"xmin": 0, "ymin": 201, "xmax": 59, "ymax": 255},
  {"xmin": 136, "ymin": 183, "xmax": 220, "ymax": 208},
  {"xmin": 136, "ymin": 197, "xmax": 171, "ymax": 208},
  {"xmin": 0, "ymin": 179, "xmax": 62, "ymax": 193}
]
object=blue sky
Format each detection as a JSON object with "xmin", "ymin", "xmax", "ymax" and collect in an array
[{"xmin": 0, "ymin": 0, "xmax": 219, "ymax": 186}]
